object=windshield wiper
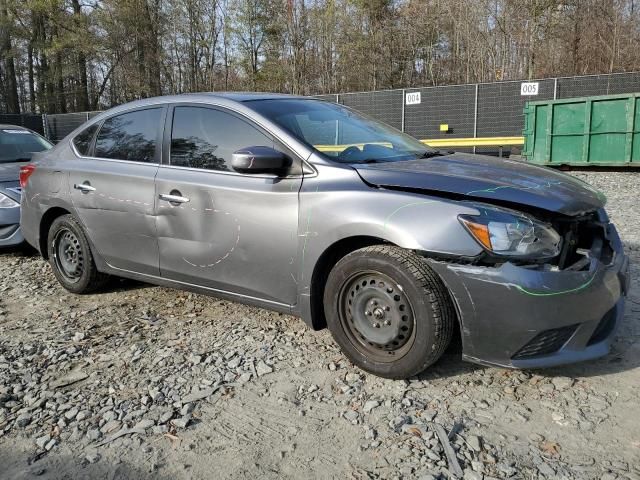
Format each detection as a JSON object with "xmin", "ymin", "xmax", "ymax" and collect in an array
[
  {"xmin": 419, "ymin": 150, "xmax": 446, "ymax": 159},
  {"xmin": 346, "ymin": 158, "xmax": 392, "ymax": 164},
  {"xmin": 348, "ymin": 151, "xmax": 446, "ymax": 164}
]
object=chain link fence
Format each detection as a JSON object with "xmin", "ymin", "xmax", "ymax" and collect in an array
[
  {"xmin": 318, "ymin": 71, "xmax": 640, "ymax": 155},
  {"xmin": 44, "ymin": 112, "xmax": 102, "ymax": 144},
  {"xmin": 4, "ymin": 72, "xmax": 638, "ymax": 153},
  {"xmin": 0, "ymin": 114, "xmax": 45, "ymax": 135}
]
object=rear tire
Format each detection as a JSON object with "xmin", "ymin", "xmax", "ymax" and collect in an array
[
  {"xmin": 323, "ymin": 245, "xmax": 455, "ymax": 379},
  {"xmin": 47, "ymin": 215, "xmax": 109, "ymax": 294}
]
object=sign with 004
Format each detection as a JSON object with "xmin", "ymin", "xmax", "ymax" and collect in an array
[{"xmin": 405, "ymin": 92, "xmax": 421, "ymax": 105}]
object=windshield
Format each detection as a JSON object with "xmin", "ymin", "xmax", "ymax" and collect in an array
[
  {"xmin": 245, "ymin": 99, "xmax": 437, "ymax": 163},
  {"xmin": 0, "ymin": 128, "xmax": 52, "ymax": 163}
]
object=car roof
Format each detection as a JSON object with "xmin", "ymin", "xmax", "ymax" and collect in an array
[
  {"xmin": 111, "ymin": 92, "xmax": 313, "ymax": 110},
  {"xmin": 0, "ymin": 124, "xmax": 31, "ymax": 131},
  {"xmin": 83, "ymin": 92, "xmax": 321, "ymax": 126},
  {"xmin": 186, "ymin": 92, "xmax": 311, "ymax": 102}
]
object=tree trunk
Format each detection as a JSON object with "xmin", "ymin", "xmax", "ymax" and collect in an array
[
  {"xmin": 28, "ymin": 43, "xmax": 36, "ymax": 111},
  {"xmin": 71, "ymin": 0, "xmax": 90, "ymax": 110},
  {"xmin": 143, "ymin": 0, "xmax": 162, "ymax": 96},
  {"xmin": 0, "ymin": 0, "xmax": 20, "ymax": 113}
]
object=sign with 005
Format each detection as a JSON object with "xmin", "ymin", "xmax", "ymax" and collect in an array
[{"xmin": 520, "ymin": 82, "xmax": 539, "ymax": 96}]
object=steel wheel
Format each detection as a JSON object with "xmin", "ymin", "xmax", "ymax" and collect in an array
[
  {"xmin": 339, "ymin": 270, "xmax": 416, "ymax": 362},
  {"xmin": 47, "ymin": 214, "xmax": 109, "ymax": 294},
  {"xmin": 325, "ymin": 245, "xmax": 456, "ymax": 378},
  {"xmin": 52, "ymin": 228, "xmax": 84, "ymax": 283}
]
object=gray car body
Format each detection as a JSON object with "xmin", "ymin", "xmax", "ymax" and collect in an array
[
  {"xmin": 20, "ymin": 93, "xmax": 629, "ymax": 368},
  {"xmin": 0, "ymin": 124, "xmax": 50, "ymax": 247},
  {"xmin": 0, "ymin": 162, "xmax": 24, "ymax": 247}
]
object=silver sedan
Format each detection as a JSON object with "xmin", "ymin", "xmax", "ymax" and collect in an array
[{"xmin": 19, "ymin": 94, "xmax": 628, "ymax": 378}]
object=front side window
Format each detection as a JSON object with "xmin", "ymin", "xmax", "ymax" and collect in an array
[
  {"xmin": 245, "ymin": 99, "xmax": 436, "ymax": 164},
  {"xmin": 72, "ymin": 123, "xmax": 99, "ymax": 156},
  {"xmin": 94, "ymin": 108, "xmax": 162, "ymax": 162},
  {"xmin": 0, "ymin": 129, "xmax": 52, "ymax": 163},
  {"xmin": 170, "ymin": 106, "xmax": 274, "ymax": 171}
]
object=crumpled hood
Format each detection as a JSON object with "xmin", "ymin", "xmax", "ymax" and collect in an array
[{"xmin": 353, "ymin": 153, "xmax": 606, "ymax": 216}]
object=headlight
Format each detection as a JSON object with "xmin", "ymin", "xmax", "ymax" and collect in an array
[
  {"xmin": 0, "ymin": 192, "xmax": 19, "ymax": 208},
  {"xmin": 459, "ymin": 206, "xmax": 561, "ymax": 259}
]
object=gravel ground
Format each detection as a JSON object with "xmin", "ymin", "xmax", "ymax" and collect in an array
[{"xmin": 0, "ymin": 171, "xmax": 639, "ymax": 480}]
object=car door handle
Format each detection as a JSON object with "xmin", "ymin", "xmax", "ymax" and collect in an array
[
  {"xmin": 159, "ymin": 193, "xmax": 190, "ymax": 204},
  {"xmin": 74, "ymin": 183, "xmax": 96, "ymax": 192}
]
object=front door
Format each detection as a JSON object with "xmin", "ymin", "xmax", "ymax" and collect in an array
[
  {"xmin": 155, "ymin": 105, "xmax": 302, "ymax": 306},
  {"xmin": 68, "ymin": 106, "xmax": 165, "ymax": 276}
]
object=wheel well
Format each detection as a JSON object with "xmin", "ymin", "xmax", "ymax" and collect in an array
[
  {"xmin": 39, "ymin": 207, "xmax": 71, "ymax": 259},
  {"xmin": 309, "ymin": 238, "xmax": 463, "ymax": 348},
  {"xmin": 309, "ymin": 236, "xmax": 388, "ymax": 330}
]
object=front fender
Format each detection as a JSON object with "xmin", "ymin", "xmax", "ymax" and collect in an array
[{"xmin": 294, "ymin": 163, "xmax": 483, "ymax": 326}]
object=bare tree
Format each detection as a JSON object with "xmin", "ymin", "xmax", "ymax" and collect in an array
[{"xmin": 2, "ymin": 0, "xmax": 640, "ymax": 113}]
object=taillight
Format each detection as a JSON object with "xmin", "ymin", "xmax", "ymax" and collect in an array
[{"xmin": 19, "ymin": 164, "xmax": 36, "ymax": 188}]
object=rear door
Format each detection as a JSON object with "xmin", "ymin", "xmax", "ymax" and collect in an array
[
  {"xmin": 155, "ymin": 104, "xmax": 302, "ymax": 306},
  {"xmin": 68, "ymin": 106, "xmax": 166, "ymax": 275}
]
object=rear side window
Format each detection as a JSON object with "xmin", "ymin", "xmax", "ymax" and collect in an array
[
  {"xmin": 72, "ymin": 123, "xmax": 99, "ymax": 156},
  {"xmin": 95, "ymin": 108, "xmax": 163, "ymax": 162},
  {"xmin": 170, "ymin": 106, "xmax": 274, "ymax": 171}
]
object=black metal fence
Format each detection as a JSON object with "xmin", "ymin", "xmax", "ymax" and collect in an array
[
  {"xmin": 0, "ymin": 114, "xmax": 45, "ymax": 135},
  {"xmin": 4, "ymin": 71, "xmax": 639, "ymax": 148},
  {"xmin": 44, "ymin": 112, "xmax": 101, "ymax": 145},
  {"xmin": 316, "ymin": 71, "xmax": 640, "ymax": 154}
]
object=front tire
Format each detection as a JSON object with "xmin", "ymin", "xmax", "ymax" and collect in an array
[
  {"xmin": 323, "ymin": 245, "xmax": 455, "ymax": 379},
  {"xmin": 47, "ymin": 215, "xmax": 109, "ymax": 294}
]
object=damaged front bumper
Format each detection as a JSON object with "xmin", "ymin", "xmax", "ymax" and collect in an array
[{"xmin": 426, "ymin": 221, "xmax": 630, "ymax": 369}]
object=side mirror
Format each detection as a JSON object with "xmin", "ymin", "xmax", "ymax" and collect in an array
[{"xmin": 231, "ymin": 146, "xmax": 291, "ymax": 173}]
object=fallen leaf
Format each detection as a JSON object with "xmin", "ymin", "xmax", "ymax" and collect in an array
[{"xmin": 540, "ymin": 440, "xmax": 561, "ymax": 456}]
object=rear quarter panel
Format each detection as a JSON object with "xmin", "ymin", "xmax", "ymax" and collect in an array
[{"xmin": 21, "ymin": 147, "xmax": 74, "ymax": 253}]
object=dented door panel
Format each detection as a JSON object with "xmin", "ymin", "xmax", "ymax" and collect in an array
[
  {"xmin": 155, "ymin": 167, "xmax": 301, "ymax": 305},
  {"xmin": 68, "ymin": 159, "xmax": 160, "ymax": 275}
]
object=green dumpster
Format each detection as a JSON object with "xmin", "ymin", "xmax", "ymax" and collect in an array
[{"xmin": 523, "ymin": 93, "xmax": 640, "ymax": 166}]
